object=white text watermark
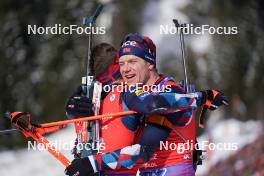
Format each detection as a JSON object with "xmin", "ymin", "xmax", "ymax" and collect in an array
[
  {"xmin": 27, "ymin": 140, "xmax": 106, "ymax": 153},
  {"xmin": 160, "ymin": 24, "xmax": 238, "ymax": 35},
  {"xmin": 160, "ymin": 140, "xmax": 238, "ymax": 154},
  {"xmin": 27, "ymin": 23, "xmax": 106, "ymax": 35}
]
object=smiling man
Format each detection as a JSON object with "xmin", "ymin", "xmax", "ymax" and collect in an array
[{"xmin": 118, "ymin": 33, "xmax": 197, "ymax": 175}]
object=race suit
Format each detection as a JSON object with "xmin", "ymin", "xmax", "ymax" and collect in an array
[{"xmin": 90, "ymin": 76, "xmax": 201, "ymax": 175}]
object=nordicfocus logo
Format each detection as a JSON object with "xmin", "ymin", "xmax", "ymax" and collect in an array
[
  {"xmin": 101, "ymin": 82, "xmax": 172, "ymax": 93},
  {"xmin": 160, "ymin": 24, "xmax": 238, "ymax": 35},
  {"xmin": 27, "ymin": 23, "xmax": 106, "ymax": 35},
  {"xmin": 28, "ymin": 140, "xmax": 106, "ymax": 153},
  {"xmin": 160, "ymin": 140, "xmax": 238, "ymax": 154}
]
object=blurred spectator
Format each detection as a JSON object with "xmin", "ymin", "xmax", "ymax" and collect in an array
[{"xmin": 208, "ymin": 124, "xmax": 264, "ymax": 176}]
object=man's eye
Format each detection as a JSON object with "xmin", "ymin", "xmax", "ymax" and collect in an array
[{"xmin": 119, "ymin": 62, "xmax": 124, "ymax": 66}]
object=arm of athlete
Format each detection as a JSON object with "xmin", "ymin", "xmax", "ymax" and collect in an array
[
  {"xmin": 121, "ymin": 89, "xmax": 201, "ymax": 115},
  {"xmin": 89, "ymin": 87, "xmax": 228, "ymax": 171},
  {"xmin": 65, "ymin": 87, "xmax": 228, "ymax": 173}
]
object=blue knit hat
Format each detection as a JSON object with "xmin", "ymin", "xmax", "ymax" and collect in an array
[{"xmin": 119, "ymin": 33, "xmax": 156, "ymax": 66}]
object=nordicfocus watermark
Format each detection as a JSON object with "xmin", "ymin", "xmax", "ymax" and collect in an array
[
  {"xmin": 27, "ymin": 23, "xmax": 106, "ymax": 35},
  {"xmin": 160, "ymin": 24, "xmax": 238, "ymax": 35},
  {"xmin": 160, "ymin": 140, "xmax": 238, "ymax": 154},
  {"xmin": 101, "ymin": 82, "xmax": 172, "ymax": 93},
  {"xmin": 27, "ymin": 140, "xmax": 106, "ymax": 153}
]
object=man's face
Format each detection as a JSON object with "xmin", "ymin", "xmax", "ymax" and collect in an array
[{"xmin": 118, "ymin": 55, "xmax": 151, "ymax": 86}]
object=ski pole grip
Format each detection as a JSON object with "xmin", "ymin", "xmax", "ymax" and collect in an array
[
  {"xmin": 83, "ymin": 4, "xmax": 104, "ymax": 25},
  {"xmin": 92, "ymin": 4, "xmax": 104, "ymax": 23},
  {"xmin": 172, "ymin": 19, "xmax": 180, "ymax": 27},
  {"xmin": 172, "ymin": 19, "xmax": 187, "ymax": 28}
]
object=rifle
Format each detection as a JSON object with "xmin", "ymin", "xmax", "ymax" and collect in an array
[{"xmin": 75, "ymin": 4, "xmax": 104, "ymax": 156}]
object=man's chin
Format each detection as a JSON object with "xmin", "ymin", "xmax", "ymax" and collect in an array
[
  {"xmin": 126, "ymin": 82, "xmax": 135, "ymax": 86},
  {"xmin": 124, "ymin": 78, "xmax": 137, "ymax": 86},
  {"xmin": 125, "ymin": 81, "xmax": 138, "ymax": 87}
]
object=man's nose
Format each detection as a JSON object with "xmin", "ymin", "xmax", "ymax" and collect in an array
[{"xmin": 122, "ymin": 63, "xmax": 131, "ymax": 72}]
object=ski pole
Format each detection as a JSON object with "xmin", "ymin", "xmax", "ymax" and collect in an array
[
  {"xmin": 40, "ymin": 111, "xmax": 136, "ymax": 128},
  {"xmin": 173, "ymin": 19, "xmax": 207, "ymax": 127},
  {"xmin": 173, "ymin": 19, "xmax": 218, "ymax": 128},
  {"xmin": 0, "ymin": 128, "xmax": 18, "ymax": 134},
  {"xmin": 173, "ymin": 19, "xmax": 189, "ymax": 93}
]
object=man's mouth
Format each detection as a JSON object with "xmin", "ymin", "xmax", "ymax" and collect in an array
[{"xmin": 125, "ymin": 74, "xmax": 136, "ymax": 81}]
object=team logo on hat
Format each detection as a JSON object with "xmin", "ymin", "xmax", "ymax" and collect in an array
[{"xmin": 123, "ymin": 48, "xmax": 131, "ymax": 53}]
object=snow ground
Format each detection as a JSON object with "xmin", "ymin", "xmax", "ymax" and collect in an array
[{"xmin": 0, "ymin": 125, "xmax": 76, "ymax": 176}]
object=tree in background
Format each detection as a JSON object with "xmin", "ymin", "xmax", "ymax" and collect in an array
[
  {"xmin": 0, "ymin": 0, "xmax": 146, "ymax": 149},
  {"xmin": 151, "ymin": 0, "xmax": 263, "ymax": 136},
  {"xmin": 184, "ymin": 0, "xmax": 263, "ymax": 120}
]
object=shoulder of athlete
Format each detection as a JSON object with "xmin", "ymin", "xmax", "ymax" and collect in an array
[{"xmin": 164, "ymin": 80, "xmax": 185, "ymax": 94}]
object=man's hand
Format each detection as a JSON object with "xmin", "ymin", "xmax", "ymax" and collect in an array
[
  {"xmin": 200, "ymin": 90, "xmax": 229, "ymax": 110},
  {"xmin": 65, "ymin": 157, "xmax": 98, "ymax": 176},
  {"xmin": 65, "ymin": 86, "xmax": 94, "ymax": 118}
]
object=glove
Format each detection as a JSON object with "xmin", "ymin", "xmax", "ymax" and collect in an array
[
  {"xmin": 65, "ymin": 86, "xmax": 94, "ymax": 118},
  {"xmin": 198, "ymin": 90, "xmax": 228, "ymax": 128},
  {"xmin": 200, "ymin": 90, "xmax": 229, "ymax": 110},
  {"xmin": 65, "ymin": 157, "xmax": 98, "ymax": 176}
]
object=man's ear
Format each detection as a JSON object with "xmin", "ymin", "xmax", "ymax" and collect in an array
[{"xmin": 148, "ymin": 64, "xmax": 155, "ymax": 70}]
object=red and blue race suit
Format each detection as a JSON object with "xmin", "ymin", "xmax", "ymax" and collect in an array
[
  {"xmin": 137, "ymin": 77, "xmax": 196, "ymax": 176},
  {"xmin": 91, "ymin": 76, "xmax": 201, "ymax": 175}
]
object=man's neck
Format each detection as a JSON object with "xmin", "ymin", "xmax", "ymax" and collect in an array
[{"xmin": 145, "ymin": 72, "xmax": 160, "ymax": 86}]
